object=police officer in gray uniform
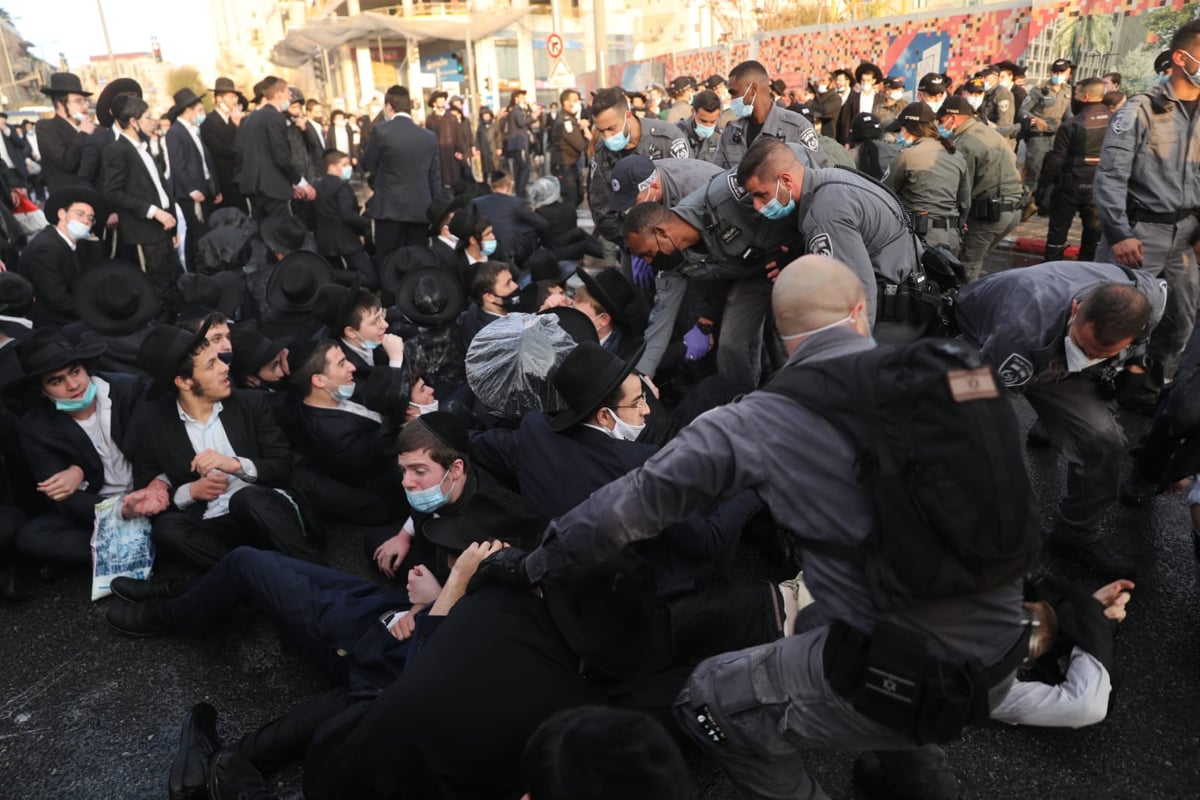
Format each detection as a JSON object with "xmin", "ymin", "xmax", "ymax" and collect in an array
[
  {"xmin": 979, "ymin": 65, "xmax": 1020, "ymax": 149},
  {"xmin": 793, "ymin": 104, "xmax": 856, "ymax": 169},
  {"xmin": 1094, "ymin": 19, "xmax": 1200, "ymax": 396},
  {"xmin": 620, "ymin": 166, "xmax": 801, "ymax": 392},
  {"xmin": 587, "ymin": 87, "xmax": 690, "ymax": 246},
  {"xmin": 735, "ymin": 139, "xmax": 922, "ymax": 344},
  {"xmin": 676, "ymin": 89, "xmax": 724, "ymax": 164},
  {"xmin": 938, "ymin": 95, "xmax": 1023, "ymax": 280},
  {"xmin": 716, "ymin": 60, "xmax": 824, "ymax": 169},
  {"xmin": 608, "ymin": 155, "xmax": 723, "ymax": 377},
  {"xmin": 885, "ymin": 103, "xmax": 970, "ymax": 255},
  {"xmin": 956, "ymin": 261, "xmax": 1166, "ymax": 578},
  {"xmin": 1021, "ymin": 58, "xmax": 1074, "ymax": 203},
  {"xmin": 473, "ymin": 256, "xmax": 1030, "ymax": 800}
]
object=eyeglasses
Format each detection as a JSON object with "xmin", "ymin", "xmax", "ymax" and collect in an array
[{"xmin": 612, "ymin": 394, "xmax": 648, "ymax": 410}]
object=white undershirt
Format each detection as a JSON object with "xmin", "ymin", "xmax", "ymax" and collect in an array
[{"xmin": 71, "ymin": 377, "xmax": 134, "ymax": 496}]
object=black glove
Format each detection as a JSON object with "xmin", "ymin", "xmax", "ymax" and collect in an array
[{"xmin": 466, "ymin": 546, "xmax": 532, "ymax": 593}]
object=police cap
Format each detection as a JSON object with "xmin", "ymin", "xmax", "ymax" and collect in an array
[
  {"xmin": 886, "ymin": 102, "xmax": 933, "ymax": 131},
  {"xmin": 608, "ymin": 155, "xmax": 657, "ymax": 213},
  {"xmin": 918, "ymin": 73, "xmax": 948, "ymax": 95}
]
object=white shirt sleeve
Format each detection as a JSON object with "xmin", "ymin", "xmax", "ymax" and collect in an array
[{"xmin": 990, "ymin": 647, "xmax": 1111, "ymax": 728}]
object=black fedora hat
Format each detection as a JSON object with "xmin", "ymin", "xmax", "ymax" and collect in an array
[
  {"xmin": 74, "ymin": 261, "xmax": 160, "ymax": 336},
  {"xmin": 229, "ymin": 324, "xmax": 286, "ymax": 386},
  {"xmin": 538, "ymin": 306, "xmax": 599, "ymax": 346},
  {"xmin": 311, "ymin": 274, "xmax": 363, "ymax": 333},
  {"xmin": 138, "ymin": 320, "xmax": 212, "ymax": 401},
  {"xmin": 95, "ymin": 78, "xmax": 143, "ymax": 127},
  {"xmin": 576, "ymin": 267, "xmax": 636, "ymax": 328},
  {"xmin": 267, "ymin": 251, "xmax": 335, "ymax": 313},
  {"xmin": 525, "ymin": 248, "xmax": 575, "ymax": 285},
  {"xmin": 547, "ymin": 340, "xmax": 645, "ymax": 432},
  {"xmin": 169, "ymin": 87, "xmax": 207, "ymax": 120},
  {"xmin": 41, "ymin": 72, "xmax": 91, "ymax": 97},
  {"xmin": 378, "ymin": 245, "xmax": 440, "ymax": 307},
  {"xmin": 422, "ymin": 485, "xmax": 547, "ymax": 555},
  {"xmin": 259, "ymin": 215, "xmax": 309, "ymax": 256},
  {"xmin": 395, "ymin": 267, "xmax": 465, "ymax": 327},
  {"xmin": 0, "ymin": 272, "xmax": 34, "ymax": 317},
  {"xmin": 44, "ymin": 186, "xmax": 105, "ymax": 225},
  {"xmin": 211, "ymin": 77, "xmax": 241, "ymax": 95},
  {"xmin": 176, "ymin": 272, "xmax": 243, "ymax": 324},
  {"xmin": 8, "ymin": 328, "xmax": 106, "ymax": 393}
]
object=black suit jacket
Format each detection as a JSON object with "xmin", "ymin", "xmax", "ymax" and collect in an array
[
  {"xmin": 102, "ymin": 134, "xmax": 172, "ymax": 245},
  {"xmin": 18, "ymin": 226, "xmax": 82, "ymax": 328},
  {"xmin": 130, "ymin": 390, "xmax": 293, "ymax": 517},
  {"xmin": 78, "ymin": 127, "xmax": 117, "ymax": 191},
  {"xmin": 314, "ymin": 175, "xmax": 369, "ymax": 256},
  {"xmin": 836, "ymin": 91, "xmax": 886, "ymax": 144},
  {"xmin": 361, "ymin": 115, "xmax": 443, "ymax": 224},
  {"xmin": 236, "ymin": 104, "xmax": 301, "ymax": 200},
  {"xmin": 19, "ymin": 372, "xmax": 145, "ymax": 523},
  {"xmin": 200, "ymin": 111, "xmax": 241, "ymax": 202},
  {"xmin": 2, "ymin": 127, "xmax": 28, "ymax": 181},
  {"xmin": 165, "ymin": 121, "xmax": 219, "ymax": 202},
  {"xmin": 470, "ymin": 193, "xmax": 547, "ymax": 262},
  {"xmin": 297, "ymin": 404, "xmax": 396, "ymax": 489},
  {"xmin": 34, "ymin": 116, "xmax": 88, "ymax": 192}
]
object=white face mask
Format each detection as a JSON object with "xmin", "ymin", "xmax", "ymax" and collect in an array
[
  {"xmin": 780, "ymin": 313, "xmax": 856, "ymax": 341},
  {"xmin": 999, "ymin": 78, "xmax": 1014, "ymax": 89},
  {"xmin": 889, "ymin": 90, "xmax": 905, "ymax": 101},
  {"xmin": 601, "ymin": 408, "xmax": 646, "ymax": 442},
  {"xmin": 1063, "ymin": 332, "xmax": 1108, "ymax": 373},
  {"xmin": 65, "ymin": 219, "xmax": 92, "ymax": 241},
  {"xmin": 409, "ymin": 399, "xmax": 439, "ymax": 416},
  {"xmin": 926, "ymin": 97, "xmax": 944, "ymax": 113},
  {"xmin": 966, "ymin": 95, "xmax": 984, "ymax": 110}
]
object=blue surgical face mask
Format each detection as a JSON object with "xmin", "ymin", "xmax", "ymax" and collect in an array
[
  {"xmin": 481, "ymin": 238, "xmax": 498, "ymax": 256},
  {"xmin": 694, "ymin": 123, "xmax": 716, "ymax": 139},
  {"xmin": 361, "ymin": 338, "xmax": 381, "ymax": 350},
  {"xmin": 327, "ymin": 380, "xmax": 355, "ymax": 399},
  {"xmin": 937, "ymin": 124, "xmax": 953, "ymax": 139},
  {"xmin": 194, "ymin": 111, "xmax": 207, "ymax": 126},
  {"xmin": 730, "ymin": 86, "xmax": 756, "ymax": 118},
  {"xmin": 65, "ymin": 219, "xmax": 91, "ymax": 241},
  {"xmin": 895, "ymin": 133, "xmax": 911, "ymax": 148},
  {"xmin": 405, "ymin": 467, "xmax": 458, "ymax": 513},
  {"xmin": 758, "ymin": 178, "xmax": 795, "ymax": 220},
  {"xmin": 54, "ymin": 380, "xmax": 97, "ymax": 412},
  {"xmin": 1050, "ymin": 74, "xmax": 1065, "ymax": 86},
  {"xmin": 603, "ymin": 118, "xmax": 630, "ymax": 151},
  {"xmin": 341, "ymin": 165, "xmax": 353, "ymax": 181},
  {"xmin": 1181, "ymin": 51, "xmax": 1200, "ymax": 88}
]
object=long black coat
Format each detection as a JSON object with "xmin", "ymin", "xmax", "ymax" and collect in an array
[
  {"xmin": 34, "ymin": 116, "xmax": 88, "ymax": 192},
  {"xmin": 101, "ymin": 134, "xmax": 172, "ymax": 245},
  {"xmin": 361, "ymin": 115, "xmax": 442, "ymax": 224},
  {"xmin": 18, "ymin": 226, "xmax": 83, "ymax": 328},
  {"xmin": 236, "ymin": 104, "xmax": 301, "ymax": 201}
]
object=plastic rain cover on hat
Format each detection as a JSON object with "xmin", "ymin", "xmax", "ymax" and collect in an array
[{"xmin": 466, "ymin": 313, "xmax": 576, "ymax": 420}]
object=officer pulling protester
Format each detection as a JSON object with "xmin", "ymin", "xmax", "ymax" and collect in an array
[
  {"xmin": 606, "ymin": 155, "xmax": 723, "ymax": 379},
  {"xmin": 884, "ymin": 103, "xmax": 970, "ymax": 255},
  {"xmin": 1093, "ymin": 18, "xmax": 1200, "ymax": 410},
  {"xmin": 469, "ymin": 255, "xmax": 1040, "ymax": 800},
  {"xmin": 1021, "ymin": 58, "xmax": 1075, "ymax": 217},
  {"xmin": 1035, "ymin": 77, "xmax": 1111, "ymax": 263},
  {"xmin": 715, "ymin": 60, "xmax": 824, "ymax": 169},
  {"xmin": 955, "ymin": 261, "xmax": 1167, "ymax": 579},
  {"xmin": 937, "ymin": 95, "xmax": 1024, "ymax": 281}
]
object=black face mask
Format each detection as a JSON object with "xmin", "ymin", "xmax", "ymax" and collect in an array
[
  {"xmin": 652, "ymin": 232, "xmax": 686, "ymax": 271},
  {"xmin": 1070, "ymin": 98, "xmax": 1085, "ymax": 115},
  {"xmin": 497, "ymin": 290, "xmax": 523, "ymax": 311}
]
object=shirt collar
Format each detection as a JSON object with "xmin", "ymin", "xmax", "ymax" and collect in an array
[
  {"xmin": 120, "ymin": 130, "xmax": 146, "ymax": 150},
  {"xmin": 0, "ymin": 314, "xmax": 32, "ymax": 329},
  {"xmin": 176, "ymin": 399, "xmax": 223, "ymax": 423},
  {"xmin": 341, "ymin": 337, "xmax": 372, "ymax": 364},
  {"xmin": 53, "ymin": 226, "xmax": 77, "ymax": 251}
]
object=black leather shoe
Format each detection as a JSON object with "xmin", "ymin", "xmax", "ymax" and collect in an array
[
  {"xmin": 1047, "ymin": 537, "xmax": 1137, "ymax": 582},
  {"xmin": 208, "ymin": 750, "xmax": 270, "ymax": 800},
  {"xmin": 105, "ymin": 600, "xmax": 173, "ymax": 638},
  {"xmin": 110, "ymin": 576, "xmax": 190, "ymax": 603},
  {"xmin": 1118, "ymin": 478, "xmax": 1158, "ymax": 508},
  {"xmin": 169, "ymin": 702, "xmax": 222, "ymax": 800}
]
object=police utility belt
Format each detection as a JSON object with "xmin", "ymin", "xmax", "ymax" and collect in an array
[
  {"xmin": 912, "ymin": 213, "xmax": 957, "ymax": 234},
  {"xmin": 822, "ymin": 619, "xmax": 1030, "ymax": 744},
  {"xmin": 1128, "ymin": 206, "xmax": 1200, "ymax": 225},
  {"xmin": 969, "ymin": 197, "xmax": 1017, "ymax": 222}
]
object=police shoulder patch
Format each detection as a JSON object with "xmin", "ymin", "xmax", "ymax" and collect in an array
[
  {"xmin": 997, "ymin": 353, "xmax": 1034, "ymax": 387},
  {"xmin": 1111, "ymin": 104, "xmax": 1136, "ymax": 135},
  {"xmin": 727, "ymin": 173, "xmax": 748, "ymax": 200},
  {"xmin": 799, "ymin": 127, "xmax": 819, "ymax": 150},
  {"xmin": 999, "ymin": 100, "xmax": 1010, "ymax": 112},
  {"xmin": 670, "ymin": 138, "xmax": 690, "ymax": 159},
  {"xmin": 612, "ymin": 178, "xmax": 621, "ymax": 191},
  {"xmin": 808, "ymin": 232, "xmax": 832, "ymax": 257},
  {"xmin": 564, "ymin": 120, "xmax": 573, "ymax": 133}
]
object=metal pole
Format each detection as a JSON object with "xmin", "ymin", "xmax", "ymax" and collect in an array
[
  {"xmin": 321, "ymin": 46, "xmax": 334, "ymax": 103},
  {"xmin": 593, "ymin": 0, "xmax": 607, "ymax": 84},
  {"xmin": 464, "ymin": 38, "xmax": 479, "ymax": 113},
  {"xmin": 95, "ymin": 0, "xmax": 118, "ymax": 78},
  {"xmin": 550, "ymin": 0, "xmax": 564, "ymax": 40}
]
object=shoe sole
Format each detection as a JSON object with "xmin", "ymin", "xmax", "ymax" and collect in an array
[
  {"xmin": 169, "ymin": 705, "xmax": 219, "ymax": 800},
  {"xmin": 104, "ymin": 611, "xmax": 171, "ymax": 639}
]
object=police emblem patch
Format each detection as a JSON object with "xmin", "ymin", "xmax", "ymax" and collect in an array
[
  {"xmin": 799, "ymin": 128, "xmax": 819, "ymax": 150},
  {"xmin": 808, "ymin": 233, "xmax": 832, "ymax": 257},
  {"xmin": 564, "ymin": 120, "xmax": 573, "ymax": 133},
  {"xmin": 670, "ymin": 139, "xmax": 690, "ymax": 159},
  {"xmin": 999, "ymin": 100, "xmax": 1010, "ymax": 112},
  {"xmin": 612, "ymin": 178, "xmax": 621, "ymax": 191},
  {"xmin": 727, "ymin": 173, "xmax": 748, "ymax": 201},
  {"xmin": 997, "ymin": 354, "xmax": 1034, "ymax": 387},
  {"xmin": 720, "ymin": 226, "xmax": 742, "ymax": 244},
  {"xmin": 1111, "ymin": 106, "xmax": 1134, "ymax": 135}
]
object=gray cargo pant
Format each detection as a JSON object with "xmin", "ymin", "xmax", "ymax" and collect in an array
[
  {"xmin": 717, "ymin": 273, "xmax": 774, "ymax": 394},
  {"xmin": 1098, "ymin": 217, "xmax": 1200, "ymax": 381},
  {"xmin": 674, "ymin": 627, "xmax": 964, "ymax": 800},
  {"xmin": 1024, "ymin": 134, "xmax": 1054, "ymax": 194},
  {"xmin": 1022, "ymin": 377, "xmax": 1125, "ymax": 543},
  {"xmin": 960, "ymin": 210, "xmax": 1020, "ymax": 281}
]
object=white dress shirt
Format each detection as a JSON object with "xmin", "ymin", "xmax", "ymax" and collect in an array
[
  {"xmin": 183, "ymin": 119, "xmax": 211, "ymax": 181},
  {"xmin": 119, "ymin": 131, "xmax": 170, "ymax": 216},
  {"xmin": 171, "ymin": 400, "xmax": 258, "ymax": 519},
  {"xmin": 71, "ymin": 377, "xmax": 134, "ymax": 497}
]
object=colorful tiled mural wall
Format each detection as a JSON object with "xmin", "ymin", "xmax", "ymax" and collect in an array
[{"xmin": 582, "ymin": 0, "xmax": 1192, "ymax": 96}]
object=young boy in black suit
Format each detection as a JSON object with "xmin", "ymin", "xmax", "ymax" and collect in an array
[{"xmin": 313, "ymin": 150, "xmax": 373, "ymax": 286}]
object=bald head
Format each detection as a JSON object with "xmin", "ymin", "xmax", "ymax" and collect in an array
[{"xmin": 772, "ymin": 255, "xmax": 868, "ymax": 348}]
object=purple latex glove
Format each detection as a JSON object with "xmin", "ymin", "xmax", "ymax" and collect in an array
[
  {"xmin": 682, "ymin": 325, "xmax": 712, "ymax": 361},
  {"xmin": 630, "ymin": 255, "xmax": 654, "ymax": 289}
]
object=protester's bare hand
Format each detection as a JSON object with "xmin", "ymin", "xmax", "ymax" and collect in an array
[
  {"xmin": 78, "ymin": 116, "xmax": 96, "ymax": 135},
  {"xmin": 214, "ymin": 194, "xmax": 223, "ymax": 205},
  {"xmin": 1166, "ymin": 477, "xmax": 1193, "ymax": 495},
  {"xmin": 189, "ymin": 471, "xmax": 229, "ymax": 501},
  {"xmin": 189, "ymin": 191, "xmax": 206, "ymax": 203},
  {"xmin": 387, "ymin": 611, "xmax": 418, "ymax": 641},
  {"xmin": 538, "ymin": 292, "xmax": 571, "ymax": 311},
  {"xmin": 154, "ymin": 209, "xmax": 176, "ymax": 230},
  {"xmin": 451, "ymin": 540, "xmax": 508, "ymax": 581},
  {"xmin": 37, "ymin": 465, "xmax": 85, "ymax": 501},
  {"xmin": 106, "ymin": 212, "xmax": 119, "ymax": 229},
  {"xmin": 381, "ymin": 333, "xmax": 404, "ymax": 362},
  {"xmin": 1111, "ymin": 238, "xmax": 1144, "ymax": 268},
  {"xmin": 374, "ymin": 533, "xmax": 412, "ymax": 578},
  {"xmin": 122, "ymin": 481, "xmax": 170, "ymax": 517},
  {"xmin": 190, "ymin": 449, "xmax": 241, "ymax": 475},
  {"xmin": 406, "ymin": 565, "xmax": 442, "ymax": 605},
  {"xmin": 1093, "ymin": 579, "xmax": 1135, "ymax": 622}
]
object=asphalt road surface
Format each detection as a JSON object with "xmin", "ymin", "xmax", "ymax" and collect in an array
[{"xmin": 3, "ymin": 252, "xmax": 1199, "ymax": 799}]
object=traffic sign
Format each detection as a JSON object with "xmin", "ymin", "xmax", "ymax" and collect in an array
[
  {"xmin": 547, "ymin": 59, "xmax": 575, "ymax": 88},
  {"xmin": 546, "ymin": 33, "xmax": 564, "ymax": 59}
]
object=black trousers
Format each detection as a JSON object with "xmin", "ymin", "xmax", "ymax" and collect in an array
[
  {"xmin": 150, "ymin": 485, "xmax": 321, "ymax": 569},
  {"xmin": 178, "ymin": 198, "xmax": 212, "ymax": 272},
  {"xmin": 553, "ymin": 167, "xmax": 582, "ymax": 208},
  {"xmin": 15, "ymin": 511, "xmax": 92, "ymax": 565},
  {"xmin": 372, "ymin": 220, "xmax": 427, "ymax": 261},
  {"xmin": 323, "ymin": 250, "xmax": 378, "ymax": 290},
  {"xmin": 248, "ymin": 194, "xmax": 292, "ymax": 222},
  {"xmin": 1045, "ymin": 183, "xmax": 1101, "ymax": 262},
  {"xmin": 116, "ymin": 238, "xmax": 179, "ymax": 321}
]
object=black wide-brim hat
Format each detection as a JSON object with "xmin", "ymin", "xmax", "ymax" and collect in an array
[
  {"xmin": 139, "ymin": 319, "xmax": 213, "ymax": 401},
  {"xmin": 538, "ymin": 306, "xmax": 599, "ymax": 346},
  {"xmin": 176, "ymin": 271, "xmax": 244, "ymax": 324},
  {"xmin": 41, "ymin": 72, "xmax": 91, "ymax": 97},
  {"xmin": 422, "ymin": 485, "xmax": 547, "ymax": 555},
  {"xmin": 44, "ymin": 187, "xmax": 105, "ymax": 225},
  {"xmin": 229, "ymin": 323, "xmax": 286, "ymax": 384},
  {"xmin": 259, "ymin": 215, "xmax": 310, "ymax": 256},
  {"xmin": 74, "ymin": 261, "xmax": 161, "ymax": 336},
  {"xmin": 267, "ymin": 251, "xmax": 335, "ymax": 313},
  {"xmin": 379, "ymin": 245, "xmax": 440, "ymax": 307},
  {"xmin": 576, "ymin": 266, "xmax": 635, "ymax": 328},
  {"xmin": 547, "ymin": 340, "xmax": 645, "ymax": 432},
  {"xmin": 312, "ymin": 274, "xmax": 363, "ymax": 332},
  {"xmin": 395, "ymin": 267, "xmax": 465, "ymax": 327},
  {"xmin": 6, "ymin": 328, "xmax": 106, "ymax": 394},
  {"xmin": 169, "ymin": 88, "xmax": 207, "ymax": 120},
  {"xmin": 96, "ymin": 78, "xmax": 143, "ymax": 128}
]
